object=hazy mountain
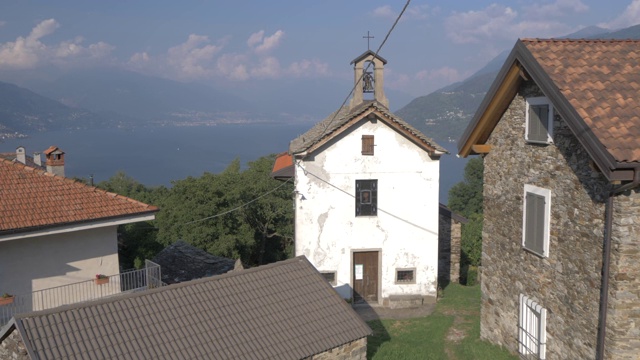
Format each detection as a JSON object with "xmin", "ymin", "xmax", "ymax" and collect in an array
[
  {"xmin": 0, "ymin": 81, "xmax": 113, "ymax": 137},
  {"xmin": 397, "ymin": 23, "xmax": 639, "ymax": 141}
]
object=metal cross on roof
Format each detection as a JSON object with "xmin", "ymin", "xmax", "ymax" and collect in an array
[{"xmin": 363, "ymin": 31, "xmax": 374, "ymax": 51}]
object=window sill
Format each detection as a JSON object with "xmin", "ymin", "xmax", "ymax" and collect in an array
[{"xmin": 522, "ymin": 247, "xmax": 547, "ymax": 258}]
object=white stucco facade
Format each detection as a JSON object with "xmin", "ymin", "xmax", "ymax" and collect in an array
[
  {"xmin": 294, "ymin": 117, "xmax": 441, "ymax": 304},
  {"xmin": 0, "ymin": 226, "xmax": 120, "ymax": 304}
]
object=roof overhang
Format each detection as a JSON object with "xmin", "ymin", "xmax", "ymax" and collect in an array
[
  {"xmin": 457, "ymin": 39, "xmax": 635, "ymax": 182},
  {"xmin": 299, "ymin": 105, "xmax": 444, "ymax": 159},
  {"xmin": 0, "ymin": 212, "xmax": 157, "ymax": 242}
]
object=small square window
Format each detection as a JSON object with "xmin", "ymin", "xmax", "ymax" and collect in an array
[
  {"xmin": 320, "ymin": 272, "xmax": 336, "ymax": 286},
  {"xmin": 525, "ymin": 97, "xmax": 553, "ymax": 144},
  {"xmin": 356, "ymin": 180, "xmax": 377, "ymax": 216},
  {"xmin": 395, "ymin": 268, "xmax": 416, "ymax": 284},
  {"xmin": 362, "ymin": 135, "xmax": 374, "ymax": 155}
]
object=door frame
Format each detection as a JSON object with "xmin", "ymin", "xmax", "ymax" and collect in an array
[{"xmin": 350, "ymin": 248, "xmax": 382, "ymax": 305}]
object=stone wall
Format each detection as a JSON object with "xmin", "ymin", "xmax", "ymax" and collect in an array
[
  {"xmin": 438, "ymin": 213, "xmax": 462, "ymax": 285},
  {"xmin": 306, "ymin": 337, "xmax": 367, "ymax": 360},
  {"xmin": 607, "ymin": 189, "xmax": 640, "ymax": 359},
  {"xmin": 0, "ymin": 329, "xmax": 30, "ymax": 360},
  {"xmin": 480, "ymin": 80, "xmax": 610, "ymax": 359}
]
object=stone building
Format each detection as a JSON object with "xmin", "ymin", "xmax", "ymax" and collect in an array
[
  {"xmin": 458, "ymin": 39, "xmax": 640, "ymax": 359},
  {"xmin": 272, "ymin": 50, "xmax": 447, "ymax": 307},
  {"xmin": 0, "ymin": 256, "xmax": 371, "ymax": 360}
]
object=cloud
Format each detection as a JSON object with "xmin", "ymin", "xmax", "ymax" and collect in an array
[
  {"xmin": 525, "ymin": 0, "xmax": 588, "ymax": 18},
  {"xmin": 166, "ymin": 34, "xmax": 221, "ymax": 78},
  {"xmin": 372, "ymin": 5, "xmax": 396, "ymax": 19},
  {"xmin": 250, "ymin": 30, "xmax": 284, "ymax": 54},
  {"xmin": 217, "ymin": 53, "xmax": 250, "ymax": 81},
  {"xmin": 287, "ymin": 59, "xmax": 331, "ymax": 78},
  {"xmin": 600, "ymin": 0, "xmax": 640, "ymax": 29},
  {"xmin": 250, "ymin": 56, "xmax": 281, "ymax": 78},
  {"xmin": 445, "ymin": 3, "xmax": 577, "ymax": 44},
  {"xmin": 0, "ymin": 18, "xmax": 114, "ymax": 69}
]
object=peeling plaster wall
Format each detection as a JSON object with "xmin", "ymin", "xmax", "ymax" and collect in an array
[{"xmin": 294, "ymin": 118, "xmax": 440, "ymax": 303}]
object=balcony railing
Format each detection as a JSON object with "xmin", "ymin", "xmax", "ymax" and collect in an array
[{"xmin": 0, "ymin": 260, "xmax": 163, "ymax": 327}]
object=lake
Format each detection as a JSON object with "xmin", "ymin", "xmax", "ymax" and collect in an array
[{"xmin": 0, "ymin": 124, "xmax": 468, "ymax": 204}]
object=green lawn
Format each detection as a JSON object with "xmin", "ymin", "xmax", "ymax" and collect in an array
[{"xmin": 367, "ymin": 284, "xmax": 517, "ymax": 360}]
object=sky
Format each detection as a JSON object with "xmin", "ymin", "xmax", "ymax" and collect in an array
[{"xmin": 1, "ymin": 0, "xmax": 640, "ymax": 97}]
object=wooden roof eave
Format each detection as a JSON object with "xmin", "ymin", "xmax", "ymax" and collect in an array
[
  {"xmin": 457, "ymin": 46, "xmax": 524, "ymax": 157},
  {"xmin": 303, "ymin": 107, "xmax": 442, "ymax": 158}
]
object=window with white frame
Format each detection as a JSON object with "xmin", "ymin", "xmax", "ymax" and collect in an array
[
  {"xmin": 526, "ymin": 97, "xmax": 553, "ymax": 144},
  {"xmin": 519, "ymin": 294, "xmax": 547, "ymax": 359},
  {"xmin": 522, "ymin": 184, "xmax": 551, "ymax": 257}
]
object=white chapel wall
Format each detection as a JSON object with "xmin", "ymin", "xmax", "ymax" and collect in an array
[{"xmin": 294, "ymin": 118, "xmax": 440, "ymax": 302}]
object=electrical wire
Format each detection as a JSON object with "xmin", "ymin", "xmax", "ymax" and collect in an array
[{"xmin": 314, "ymin": 0, "xmax": 412, "ymax": 142}]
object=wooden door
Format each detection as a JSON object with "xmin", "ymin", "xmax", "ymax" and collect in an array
[{"xmin": 353, "ymin": 251, "xmax": 379, "ymax": 303}]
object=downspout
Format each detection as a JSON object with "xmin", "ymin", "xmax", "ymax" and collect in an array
[{"xmin": 596, "ymin": 168, "xmax": 640, "ymax": 360}]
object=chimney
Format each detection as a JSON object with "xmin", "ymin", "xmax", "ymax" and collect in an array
[
  {"xmin": 33, "ymin": 152, "xmax": 42, "ymax": 167},
  {"xmin": 44, "ymin": 146, "xmax": 65, "ymax": 177},
  {"xmin": 16, "ymin": 146, "xmax": 26, "ymax": 164}
]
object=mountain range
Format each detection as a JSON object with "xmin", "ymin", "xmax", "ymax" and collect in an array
[
  {"xmin": 396, "ymin": 24, "xmax": 640, "ymax": 141},
  {"xmin": 0, "ymin": 24, "xmax": 639, "ymax": 139}
]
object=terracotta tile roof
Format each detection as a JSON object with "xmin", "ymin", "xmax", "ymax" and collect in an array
[
  {"xmin": 290, "ymin": 100, "xmax": 447, "ymax": 155},
  {"xmin": 1, "ymin": 256, "xmax": 372, "ymax": 360},
  {"xmin": 271, "ymin": 152, "xmax": 294, "ymax": 180},
  {"xmin": 522, "ymin": 39, "xmax": 640, "ymax": 163},
  {"xmin": 0, "ymin": 158, "xmax": 158, "ymax": 234},
  {"xmin": 0, "ymin": 153, "xmax": 44, "ymax": 169}
]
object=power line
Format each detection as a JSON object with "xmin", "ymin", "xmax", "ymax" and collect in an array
[
  {"xmin": 316, "ymin": 0, "xmax": 412, "ymax": 141},
  {"xmin": 181, "ymin": 177, "xmax": 293, "ymax": 226}
]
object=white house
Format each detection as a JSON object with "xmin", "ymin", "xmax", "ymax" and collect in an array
[
  {"xmin": 0, "ymin": 153, "xmax": 158, "ymax": 313},
  {"xmin": 273, "ymin": 51, "xmax": 447, "ymax": 306}
]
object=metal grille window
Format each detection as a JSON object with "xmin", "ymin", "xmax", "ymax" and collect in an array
[
  {"xmin": 355, "ymin": 179, "xmax": 377, "ymax": 216},
  {"xmin": 526, "ymin": 97, "xmax": 553, "ymax": 144},
  {"xmin": 522, "ymin": 185, "xmax": 551, "ymax": 257},
  {"xmin": 395, "ymin": 268, "xmax": 416, "ymax": 284},
  {"xmin": 519, "ymin": 294, "xmax": 547, "ymax": 359},
  {"xmin": 362, "ymin": 135, "xmax": 374, "ymax": 155}
]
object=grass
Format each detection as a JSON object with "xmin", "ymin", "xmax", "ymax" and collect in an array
[{"xmin": 367, "ymin": 284, "xmax": 517, "ymax": 360}]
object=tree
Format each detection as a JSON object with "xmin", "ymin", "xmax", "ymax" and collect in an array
[{"xmin": 448, "ymin": 157, "xmax": 484, "ymax": 280}]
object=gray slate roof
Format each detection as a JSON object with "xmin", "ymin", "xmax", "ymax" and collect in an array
[
  {"xmin": 0, "ymin": 256, "xmax": 371, "ymax": 360},
  {"xmin": 289, "ymin": 100, "xmax": 447, "ymax": 155},
  {"xmin": 152, "ymin": 240, "xmax": 237, "ymax": 284}
]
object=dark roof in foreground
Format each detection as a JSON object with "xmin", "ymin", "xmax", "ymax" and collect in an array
[
  {"xmin": 0, "ymin": 256, "xmax": 371, "ymax": 360},
  {"xmin": 152, "ymin": 240, "xmax": 237, "ymax": 284},
  {"xmin": 290, "ymin": 100, "xmax": 447, "ymax": 156}
]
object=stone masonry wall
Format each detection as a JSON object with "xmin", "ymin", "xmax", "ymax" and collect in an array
[
  {"xmin": 438, "ymin": 214, "xmax": 461, "ymax": 285},
  {"xmin": 607, "ymin": 189, "xmax": 640, "ymax": 359},
  {"xmin": 0, "ymin": 330, "xmax": 30, "ymax": 360},
  {"xmin": 306, "ymin": 337, "xmax": 367, "ymax": 360},
  {"xmin": 481, "ymin": 80, "xmax": 610, "ymax": 359}
]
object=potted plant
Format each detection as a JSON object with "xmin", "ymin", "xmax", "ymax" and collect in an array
[
  {"xmin": 0, "ymin": 293, "xmax": 14, "ymax": 305},
  {"xmin": 94, "ymin": 274, "xmax": 109, "ymax": 285}
]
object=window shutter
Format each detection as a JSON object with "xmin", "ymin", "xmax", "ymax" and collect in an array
[
  {"xmin": 362, "ymin": 135, "xmax": 374, "ymax": 155},
  {"xmin": 356, "ymin": 181, "xmax": 362, "ymax": 216},
  {"xmin": 525, "ymin": 192, "xmax": 545, "ymax": 254},
  {"xmin": 528, "ymin": 104, "xmax": 549, "ymax": 142}
]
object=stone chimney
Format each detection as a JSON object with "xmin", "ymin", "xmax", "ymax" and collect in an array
[
  {"xmin": 349, "ymin": 50, "xmax": 389, "ymax": 109},
  {"xmin": 44, "ymin": 146, "xmax": 65, "ymax": 177},
  {"xmin": 15, "ymin": 146, "xmax": 26, "ymax": 164},
  {"xmin": 33, "ymin": 152, "xmax": 42, "ymax": 167}
]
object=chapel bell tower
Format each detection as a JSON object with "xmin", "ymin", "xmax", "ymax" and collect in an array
[{"xmin": 349, "ymin": 50, "xmax": 389, "ymax": 109}]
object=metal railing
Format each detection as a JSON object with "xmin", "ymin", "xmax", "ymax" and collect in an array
[{"xmin": 0, "ymin": 261, "xmax": 163, "ymax": 327}]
